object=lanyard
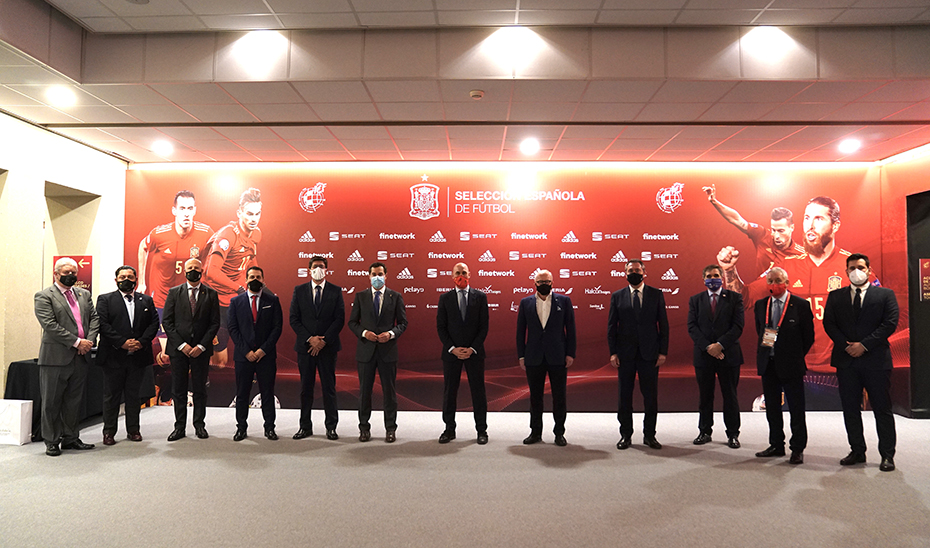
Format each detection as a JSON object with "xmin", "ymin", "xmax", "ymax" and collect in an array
[{"xmin": 765, "ymin": 296, "xmax": 788, "ymax": 329}]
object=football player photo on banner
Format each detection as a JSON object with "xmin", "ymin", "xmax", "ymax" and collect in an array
[{"xmin": 125, "ymin": 163, "xmax": 898, "ymax": 412}]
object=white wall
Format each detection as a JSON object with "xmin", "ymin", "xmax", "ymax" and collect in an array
[{"xmin": 0, "ymin": 113, "xmax": 127, "ymax": 392}]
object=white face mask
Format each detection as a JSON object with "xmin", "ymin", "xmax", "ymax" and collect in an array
[
  {"xmin": 310, "ymin": 267, "xmax": 325, "ymax": 281},
  {"xmin": 848, "ymin": 269, "xmax": 869, "ymax": 286}
]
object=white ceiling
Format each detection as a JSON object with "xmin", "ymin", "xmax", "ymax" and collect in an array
[{"xmin": 0, "ymin": 2, "xmax": 928, "ymax": 164}]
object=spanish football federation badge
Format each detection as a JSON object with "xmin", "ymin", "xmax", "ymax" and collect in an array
[{"xmin": 409, "ymin": 183, "xmax": 440, "ymax": 220}]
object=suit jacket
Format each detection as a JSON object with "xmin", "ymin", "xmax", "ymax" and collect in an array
[
  {"xmin": 348, "ymin": 287, "xmax": 408, "ymax": 362},
  {"xmin": 227, "ymin": 289, "xmax": 283, "ymax": 363},
  {"xmin": 436, "ymin": 287, "xmax": 489, "ymax": 363},
  {"xmin": 161, "ymin": 282, "xmax": 221, "ymax": 358},
  {"xmin": 687, "ymin": 289, "xmax": 744, "ymax": 367},
  {"xmin": 96, "ymin": 290, "xmax": 159, "ymax": 368},
  {"xmin": 34, "ymin": 284, "xmax": 100, "ymax": 366},
  {"xmin": 823, "ymin": 285, "xmax": 899, "ymax": 370},
  {"xmin": 754, "ymin": 293, "xmax": 814, "ymax": 378},
  {"xmin": 516, "ymin": 293, "xmax": 576, "ymax": 367},
  {"xmin": 607, "ymin": 285, "xmax": 669, "ymax": 362},
  {"xmin": 289, "ymin": 281, "xmax": 345, "ymax": 356}
]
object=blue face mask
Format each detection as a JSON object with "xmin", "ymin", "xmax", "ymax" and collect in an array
[
  {"xmin": 370, "ymin": 275, "xmax": 386, "ymax": 290},
  {"xmin": 704, "ymin": 277, "xmax": 723, "ymax": 291}
]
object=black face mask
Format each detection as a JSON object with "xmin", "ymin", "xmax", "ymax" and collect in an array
[
  {"xmin": 186, "ymin": 270, "xmax": 202, "ymax": 283},
  {"xmin": 247, "ymin": 280, "xmax": 263, "ymax": 292},
  {"xmin": 117, "ymin": 279, "xmax": 136, "ymax": 293},
  {"xmin": 536, "ymin": 283, "xmax": 552, "ymax": 296},
  {"xmin": 626, "ymin": 272, "xmax": 644, "ymax": 286},
  {"xmin": 59, "ymin": 273, "xmax": 77, "ymax": 287}
]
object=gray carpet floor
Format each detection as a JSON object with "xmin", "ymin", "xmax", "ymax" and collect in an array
[{"xmin": 1, "ymin": 407, "xmax": 929, "ymax": 548}]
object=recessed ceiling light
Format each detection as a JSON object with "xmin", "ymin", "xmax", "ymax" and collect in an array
[
  {"xmin": 838, "ymin": 139, "xmax": 861, "ymax": 154},
  {"xmin": 152, "ymin": 140, "xmax": 174, "ymax": 157},
  {"xmin": 519, "ymin": 138, "xmax": 540, "ymax": 156},
  {"xmin": 232, "ymin": 31, "xmax": 288, "ymax": 78},
  {"xmin": 483, "ymin": 27, "xmax": 546, "ymax": 72},
  {"xmin": 45, "ymin": 86, "xmax": 76, "ymax": 108},
  {"xmin": 743, "ymin": 27, "xmax": 794, "ymax": 62},
  {"xmin": 126, "ymin": 0, "xmax": 150, "ymax": 4}
]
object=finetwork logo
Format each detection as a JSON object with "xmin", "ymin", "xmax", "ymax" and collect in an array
[
  {"xmin": 380, "ymin": 233, "xmax": 415, "ymax": 240},
  {"xmin": 611, "ymin": 250, "xmax": 627, "ymax": 263},
  {"xmin": 479, "ymin": 250, "xmax": 495, "ymax": 262},
  {"xmin": 396, "ymin": 268, "xmax": 414, "ymax": 280},
  {"xmin": 347, "ymin": 250, "xmax": 364, "ymax": 262},
  {"xmin": 562, "ymin": 231, "xmax": 579, "ymax": 243},
  {"xmin": 611, "ymin": 270, "xmax": 627, "ymax": 278},
  {"xmin": 661, "ymin": 268, "xmax": 679, "ymax": 281},
  {"xmin": 429, "ymin": 231, "xmax": 446, "ymax": 243},
  {"xmin": 298, "ymin": 231, "xmax": 315, "ymax": 243}
]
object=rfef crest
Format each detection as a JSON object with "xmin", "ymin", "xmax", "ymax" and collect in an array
[
  {"xmin": 299, "ymin": 182, "xmax": 327, "ymax": 213},
  {"xmin": 409, "ymin": 183, "xmax": 440, "ymax": 220},
  {"xmin": 656, "ymin": 182, "xmax": 684, "ymax": 214}
]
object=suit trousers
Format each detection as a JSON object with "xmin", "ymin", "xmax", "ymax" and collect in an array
[
  {"xmin": 525, "ymin": 361, "xmax": 567, "ymax": 436},
  {"xmin": 297, "ymin": 352, "xmax": 339, "ymax": 431},
  {"xmin": 695, "ymin": 363, "xmax": 740, "ymax": 438},
  {"xmin": 617, "ymin": 356, "xmax": 659, "ymax": 438},
  {"xmin": 761, "ymin": 362, "xmax": 807, "ymax": 452},
  {"xmin": 357, "ymin": 357, "xmax": 397, "ymax": 432},
  {"xmin": 234, "ymin": 359, "xmax": 276, "ymax": 430},
  {"xmin": 102, "ymin": 365, "xmax": 145, "ymax": 436},
  {"xmin": 837, "ymin": 365, "xmax": 896, "ymax": 459},
  {"xmin": 442, "ymin": 357, "xmax": 488, "ymax": 433},
  {"xmin": 171, "ymin": 353, "xmax": 209, "ymax": 430},
  {"xmin": 38, "ymin": 359, "xmax": 87, "ymax": 446}
]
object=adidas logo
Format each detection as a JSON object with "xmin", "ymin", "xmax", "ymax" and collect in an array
[
  {"xmin": 661, "ymin": 268, "xmax": 678, "ymax": 281},
  {"xmin": 298, "ymin": 231, "xmax": 315, "ymax": 243},
  {"xmin": 479, "ymin": 250, "xmax": 495, "ymax": 262},
  {"xmin": 347, "ymin": 250, "xmax": 364, "ymax": 262},
  {"xmin": 164, "ymin": 248, "xmax": 172, "ymax": 254},
  {"xmin": 429, "ymin": 230, "xmax": 446, "ymax": 243},
  {"xmin": 561, "ymin": 231, "xmax": 579, "ymax": 243},
  {"xmin": 610, "ymin": 250, "xmax": 627, "ymax": 263},
  {"xmin": 792, "ymin": 280, "xmax": 803, "ymax": 288},
  {"xmin": 396, "ymin": 267, "xmax": 414, "ymax": 280}
]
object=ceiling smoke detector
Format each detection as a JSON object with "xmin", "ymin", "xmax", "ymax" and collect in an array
[{"xmin": 469, "ymin": 90, "xmax": 485, "ymax": 100}]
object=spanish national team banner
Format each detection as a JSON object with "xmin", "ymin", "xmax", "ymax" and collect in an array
[{"xmin": 125, "ymin": 163, "xmax": 901, "ymax": 413}]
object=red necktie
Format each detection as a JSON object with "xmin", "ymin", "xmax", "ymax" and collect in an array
[
  {"xmin": 711, "ymin": 293, "xmax": 717, "ymax": 315},
  {"xmin": 251, "ymin": 295, "xmax": 258, "ymax": 322}
]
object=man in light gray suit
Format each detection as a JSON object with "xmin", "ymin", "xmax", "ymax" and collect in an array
[{"xmin": 34, "ymin": 257, "xmax": 100, "ymax": 456}]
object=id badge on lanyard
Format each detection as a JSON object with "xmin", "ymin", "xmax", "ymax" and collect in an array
[{"xmin": 761, "ymin": 297, "xmax": 786, "ymax": 348}]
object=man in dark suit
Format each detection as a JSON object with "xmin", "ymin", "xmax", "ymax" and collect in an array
[
  {"xmin": 33, "ymin": 257, "xmax": 100, "ymax": 456},
  {"xmin": 161, "ymin": 258, "xmax": 220, "ymax": 441},
  {"xmin": 348, "ymin": 262, "xmax": 408, "ymax": 443},
  {"xmin": 228, "ymin": 266, "xmax": 283, "ymax": 441},
  {"xmin": 96, "ymin": 265, "xmax": 159, "ymax": 446},
  {"xmin": 517, "ymin": 269, "xmax": 576, "ymax": 446},
  {"xmin": 824, "ymin": 253, "xmax": 899, "ymax": 471},
  {"xmin": 753, "ymin": 267, "xmax": 814, "ymax": 465},
  {"xmin": 436, "ymin": 262, "xmax": 489, "ymax": 445},
  {"xmin": 290, "ymin": 255, "xmax": 345, "ymax": 440},
  {"xmin": 608, "ymin": 259, "xmax": 668, "ymax": 451},
  {"xmin": 687, "ymin": 264, "xmax": 744, "ymax": 448}
]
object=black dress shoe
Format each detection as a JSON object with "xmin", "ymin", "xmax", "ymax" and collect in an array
[
  {"xmin": 477, "ymin": 432, "xmax": 489, "ymax": 445},
  {"xmin": 789, "ymin": 451, "xmax": 804, "ymax": 465},
  {"xmin": 727, "ymin": 437, "xmax": 741, "ymax": 449},
  {"xmin": 326, "ymin": 429, "xmax": 339, "ymax": 440},
  {"xmin": 167, "ymin": 429, "xmax": 186, "ymax": 442},
  {"xmin": 755, "ymin": 445, "xmax": 786, "ymax": 458},
  {"xmin": 359, "ymin": 430, "xmax": 371, "ymax": 442},
  {"xmin": 195, "ymin": 426, "xmax": 209, "ymax": 439},
  {"xmin": 265, "ymin": 429, "xmax": 278, "ymax": 441},
  {"xmin": 643, "ymin": 437, "xmax": 663, "ymax": 450},
  {"xmin": 616, "ymin": 436, "xmax": 632, "ymax": 450},
  {"xmin": 693, "ymin": 433, "xmax": 712, "ymax": 445},
  {"xmin": 554, "ymin": 435, "xmax": 567, "ymax": 447},
  {"xmin": 523, "ymin": 433, "xmax": 542, "ymax": 445},
  {"xmin": 293, "ymin": 428, "xmax": 311, "ymax": 440},
  {"xmin": 438, "ymin": 430, "xmax": 456, "ymax": 444},
  {"xmin": 233, "ymin": 429, "xmax": 247, "ymax": 442},
  {"xmin": 879, "ymin": 457, "xmax": 895, "ymax": 472},
  {"xmin": 45, "ymin": 444, "xmax": 61, "ymax": 457},
  {"xmin": 61, "ymin": 439, "xmax": 95, "ymax": 450},
  {"xmin": 385, "ymin": 430, "xmax": 396, "ymax": 443},
  {"xmin": 840, "ymin": 451, "xmax": 866, "ymax": 466}
]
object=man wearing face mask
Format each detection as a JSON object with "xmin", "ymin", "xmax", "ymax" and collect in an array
[
  {"xmin": 608, "ymin": 259, "xmax": 668, "ymax": 451},
  {"xmin": 34, "ymin": 257, "xmax": 100, "ymax": 456},
  {"xmin": 753, "ymin": 267, "xmax": 814, "ymax": 465},
  {"xmin": 436, "ymin": 262, "xmax": 490, "ymax": 444},
  {"xmin": 516, "ymin": 269, "xmax": 576, "ymax": 446},
  {"xmin": 95, "ymin": 265, "xmax": 160, "ymax": 445},
  {"xmin": 687, "ymin": 265, "xmax": 744, "ymax": 448},
  {"xmin": 161, "ymin": 258, "xmax": 221, "ymax": 441},
  {"xmin": 824, "ymin": 253, "xmax": 899, "ymax": 471},
  {"xmin": 348, "ymin": 262, "xmax": 408, "ymax": 442},
  {"xmin": 228, "ymin": 266, "xmax": 283, "ymax": 441},
  {"xmin": 290, "ymin": 255, "xmax": 345, "ymax": 440}
]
